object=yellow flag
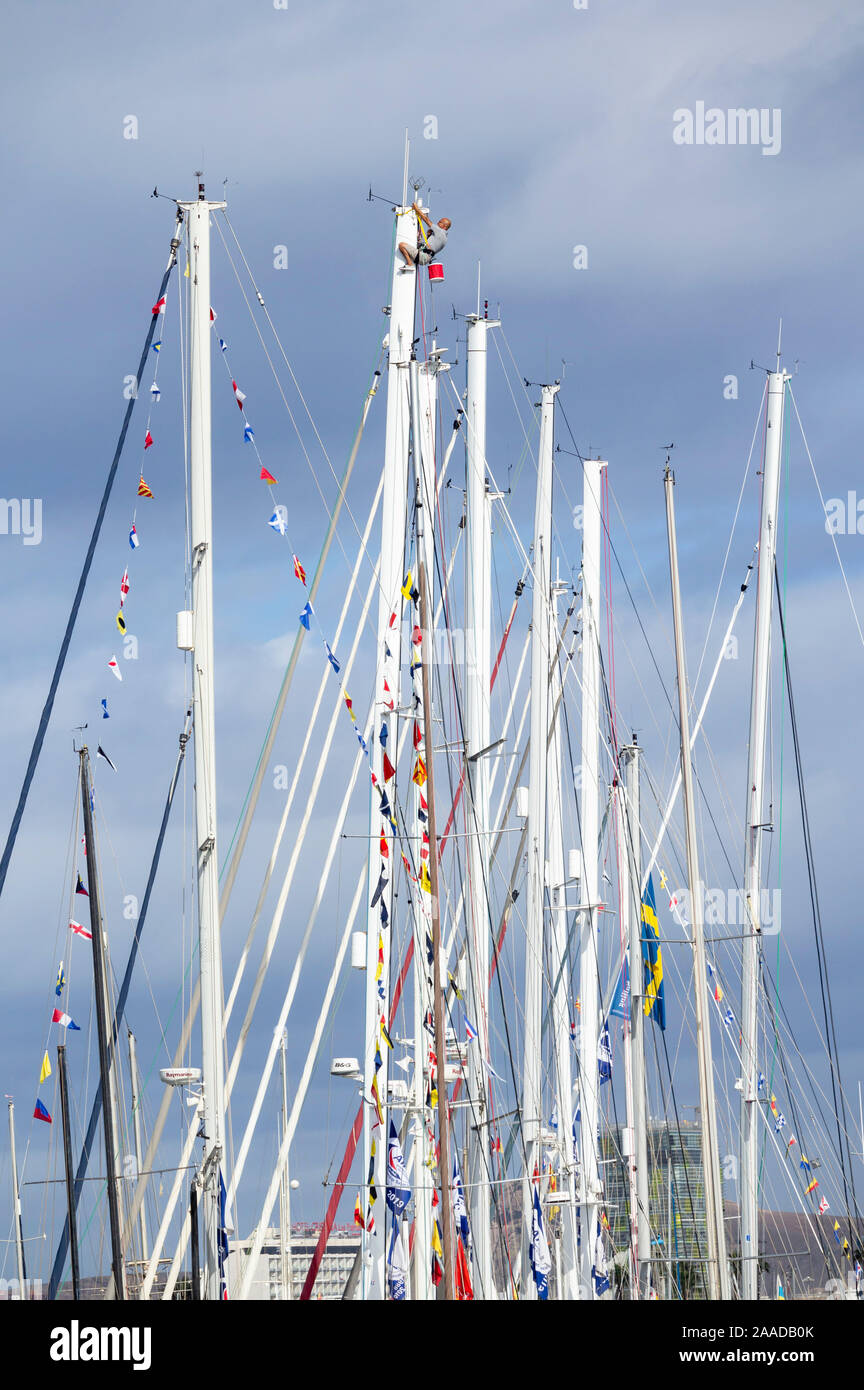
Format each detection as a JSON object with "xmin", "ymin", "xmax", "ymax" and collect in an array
[
  {"xmin": 401, "ymin": 571, "xmax": 413, "ymax": 601},
  {"xmin": 40, "ymin": 1051, "xmax": 52, "ymax": 1084}
]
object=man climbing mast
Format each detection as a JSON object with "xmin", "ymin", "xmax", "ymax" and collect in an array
[{"xmin": 399, "ymin": 201, "xmax": 451, "ymax": 268}]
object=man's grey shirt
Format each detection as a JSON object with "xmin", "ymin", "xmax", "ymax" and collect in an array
[{"xmin": 423, "ymin": 223, "xmax": 448, "ymax": 256}]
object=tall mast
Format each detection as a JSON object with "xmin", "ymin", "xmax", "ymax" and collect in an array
[
  {"xmin": 180, "ymin": 178, "xmax": 228, "ymax": 1301},
  {"xmin": 419, "ymin": 558, "xmax": 455, "ymax": 1300},
  {"xmin": 521, "ymin": 382, "xmax": 558, "ymax": 1296},
  {"xmin": 663, "ymin": 466, "xmax": 730, "ymax": 1301},
  {"xmin": 362, "ymin": 189, "xmax": 416, "ymax": 1299},
  {"xmin": 740, "ymin": 360, "xmax": 788, "ymax": 1299},
  {"xmin": 127, "ymin": 1029, "xmax": 149, "ymax": 1267},
  {"xmin": 79, "ymin": 745, "xmax": 125, "ymax": 1300},
  {"xmin": 547, "ymin": 568, "xmax": 579, "ymax": 1297},
  {"xmin": 463, "ymin": 307, "xmax": 498, "ymax": 1299},
  {"xmin": 279, "ymin": 1031, "xmax": 294, "ymax": 1301},
  {"xmin": 7, "ymin": 1101, "xmax": 26, "ymax": 1293},
  {"xmin": 578, "ymin": 455, "xmax": 605, "ymax": 1299},
  {"xmin": 57, "ymin": 1045, "xmax": 81, "ymax": 1300},
  {"xmin": 620, "ymin": 741, "xmax": 651, "ymax": 1296},
  {"xmin": 409, "ymin": 348, "xmax": 441, "ymax": 1301}
]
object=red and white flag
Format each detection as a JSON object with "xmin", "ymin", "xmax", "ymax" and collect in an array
[
  {"xmin": 144, "ymin": 430, "xmax": 154, "ymax": 450},
  {"xmin": 119, "ymin": 569, "xmax": 130, "ymax": 608},
  {"xmin": 152, "ymin": 296, "xmax": 166, "ymax": 315},
  {"xmin": 232, "ymin": 380, "xmax": 246, "ymax": 410},
  {"xmin": 108, "ymin": 655, "xmax": 122, "ymax": 682},
  {"xmin": 68, "ymin": 920, "xmax": 92, "ymax": 940}
]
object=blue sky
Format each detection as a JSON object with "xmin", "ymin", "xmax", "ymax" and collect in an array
[{"xmin": 1, "ymin": 0, "xmax": 864, "ymax": 1285}]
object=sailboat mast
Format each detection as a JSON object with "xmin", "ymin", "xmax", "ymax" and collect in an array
[
  {"xmin": 127, "ymin": 1029, "xmax": 149, "ymax": 1266},
  {"xmin": 409, "ymin": 350, "xmax": 440, "ymax": 1301},
  {"xmin": 79, "ymin": 745, "xmax": 125, "ymax": 1300},
  {"xmin": 279, "ymin": 1032, "xmax": 293, "ymax": 1301},
  {"xmin": 464, "ymin": 309, "xmax": 498, "ymax": 1299},
  {"xmin": 663, "ymin": 466, "xmax": 730, "ymax": 1301},
  {"xmin": 181, "ymin": 179, "xmax": 228, "ymax": 1301},
  {"xmin": 578, "ymin": 455, "xmax": 605, "ymax": 1299},
  {"xmin": 620, "ymin": 741, "xmax": 651, "ymax": 1296},
  {"xmin": 419, "ymin": 558, "xmax": 455, "ymax": 1300},
  {"xmin": 7, "ymin": 1101, "xmax": 26, "ymax": 1292},
  {"xmin": 362, "ymin": 193, "xmax": 416, "ymax": 1299},
  {"xmin": 740, "ymin": 363, "xmax": 787, "ymax": 1300},
  {"xmin": 521, "ymin": 382, "xmax": 558, "ymax": 1297},
  {"xmin": 548, "ymin": 570, "xmax": 579, "ymax": 1297},
  {"xmin": 57, "ymin": 1045, "xmax": 81, "ymax": 1300}
]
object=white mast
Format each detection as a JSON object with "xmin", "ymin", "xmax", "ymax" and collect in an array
[
  {"xmin": 740, "ymin": 356, "xmax": 788, "ymax": 1300},
  {"xmin": 664, "ymin": 464, "xmax": 730, "ymax": 1302},
  {"xmin": 409, "ymin": 346, "xmax": 441, "ymax": 1301},
  {"xmin": 362, "ymin": 178, "xmax": 417, "ymax": 1300},
  {"xmin": 464, "ymin": 308, "xmax": 499, "ymax": 1299},
  {"xmin": 620, "ymin": 741, "xmax": 651, "ymax": 1296},
  {"xmin": 578, "ymin": 455, "xmax": 605, "ymax": 1299},
  {"xmin": 279, "ymin": 1032, "xmax": 293, "ymax": 1300},
  {"xmin": 8, "ymin": 1101, "xmax": 25, "ymax": 1293},
  {"xmin": 181, "ymin": 178, "xmax": 227, "ymax": 1301},
  {"xmin": 127, "ymin": 1030, "xmax": 149, "ymax": 1266},
  {"xmin": 521, "ymin": 381, "xmax": 558, "ymax": 1297},
  {"xmin": 547, "ymin": 567, "xmax": 579, "ymax": 1297}
]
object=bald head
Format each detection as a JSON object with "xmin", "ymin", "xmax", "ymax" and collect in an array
[{"xmin": 438, "ymin": 217, "xmax": 451, "ymax": 230}]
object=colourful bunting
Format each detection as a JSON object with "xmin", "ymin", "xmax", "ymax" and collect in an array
[
  {"xmin": 39, "ymin": 1052, "xmax": 51, "ymax": 1084},
  {"xmin": 137, "ymin": 477, "xmax": 154, "ymax": 499},
  {"xmin": 412, "ymin": 757, "xmax": 427, "ymax": 787},
  {"xmin": 144, "ymin": 431, "xmax": 154, "ymax": 450},
  {"xmin": 108, "ymin": 656, "xmax": 122, "ymax": 682},
  {"xmin": 293, "ymin": 556, "xmax": 306, "ymax": 585},
  {"xmin": 260, "ymin": 468, "xmax": 277, "ymax": 485},
  {"xmin": 34, "ymin": 1099, "xmax": 52, "ymax": 1124}
]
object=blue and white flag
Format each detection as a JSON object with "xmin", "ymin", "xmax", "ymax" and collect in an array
[
  {"xmin": 609, "ymin": 954, "xmax": 630, "ymax": 1021},
  {"xmin": 129, "ymin": 524, "xmax": 140, "ymax": 550},
  {"xmin": 465, "ymin": 1018, "xmax": 478, "ymax": 1043},
  {"xmin": 219, "ymin": 337, "xmax": 227, "ymax": 353},
  {"xmin": 268, "ymin": 505, "xmax": 288, "ymax": 536},
  {"xmin": 217, "ymin": 1170, "xmax": 231, "ymax": 1300},
  {"xmin": 388, "ymin": 1225, "xmax": 407, "ymax": 1301},
  {"xmin": 452, "ymin": 1156, "xmax": 471, "ymax": 1251},
  {"xmin": 325, "ymin": 643, "xmax": 341, "ymax": 674},
  {"xmin": 598, "ymin": 1023, "xmax": 613, "ymax": 1084},
  {"xmin": 385, "ymin": 1120, "xmax": 411, "ymax": 1215},
  {"xmin": 243, "ymin": 424, "xmax": 254, "ymax": 443},
  {"xmin": 150, "ymin": 382, "xmax": 161, "ymax": 402},
  {"xmin": 299, "ymin": 601, "xmax": 312, "ymax": 630},
  {"xmin": 593, "ymin": 1221, "xmax": 610, "ymax": 1296},
  {"xmin": 528, "ymin": 1187, "xmax": 551, "ymax": 1300},
  {"xmin": 101, "ymin": 699, "xmax": 109, "ymax": 719}
]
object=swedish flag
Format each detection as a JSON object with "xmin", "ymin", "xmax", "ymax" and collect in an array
[{"xmin": 641, "ymin": 874, "xmax": 666, "ymax": 1030}]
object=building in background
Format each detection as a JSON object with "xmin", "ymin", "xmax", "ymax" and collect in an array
[
  {"xmin": 227, "ymin": 1225, "xmax": 361, "ymax": 1300},
  {"xmin": 599, "ymin": 1119, "xmax": 709, "ymax": 1298}
]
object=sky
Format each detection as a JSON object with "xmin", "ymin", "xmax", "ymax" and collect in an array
[{"xmin": 1, "ymin": 0, "xmax": 863, "ymax": 1290}]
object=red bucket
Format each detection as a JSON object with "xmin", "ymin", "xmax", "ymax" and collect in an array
[{"xmin": 428, "ymin": 262, "xmax": 444, "ymax": 283}]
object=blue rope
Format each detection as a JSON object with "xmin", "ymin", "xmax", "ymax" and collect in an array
[{"xmin": 0, "ymin": 221, "xmax": 181, "ymax": 908}]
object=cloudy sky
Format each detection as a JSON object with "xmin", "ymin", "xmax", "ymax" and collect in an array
[{"xmin": 1, "ymin": 0, "xmax": 863, "ymax": 1288}]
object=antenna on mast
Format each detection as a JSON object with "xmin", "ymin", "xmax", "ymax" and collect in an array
[{"xmin": 776, "ymin": 317, "xmax": 783, "ymax": 371}]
